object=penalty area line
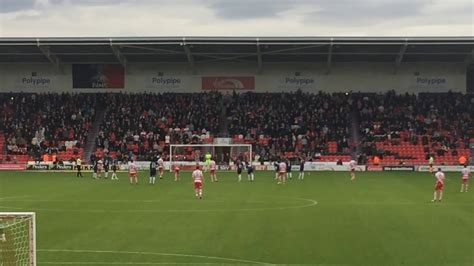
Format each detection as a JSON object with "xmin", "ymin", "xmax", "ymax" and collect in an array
[
  {"xmin": 0, "ymin": 197, "xmax": 318, "ymax": 213},
  {"xmin": 40, "ymin": 262, "xmax": 234, "ymax": 265},
  {"xmin": 38, "ymin": 249, "xmax": 272, "ymax": 265}
]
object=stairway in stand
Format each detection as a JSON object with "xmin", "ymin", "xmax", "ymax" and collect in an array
[
  {"xmin": 218, "ymin": 94, "xmax": 230, "ymax": 138},
  {"xmin": 349, "ymin": 103, "xmax": 361, "ymax": 161},
  {"xmin": 83, "ymin": 108, "xmax": 106, "ymax": 162}
]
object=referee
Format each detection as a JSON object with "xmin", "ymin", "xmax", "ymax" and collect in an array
[{"xmin": 76, "ymin": 157, "xmax": 83, "ymax": 178}]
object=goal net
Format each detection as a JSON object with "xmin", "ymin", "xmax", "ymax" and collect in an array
[
  {"xmin": 0, "ymin": 212, "xmax": 36, "ymax": 266},
  {"xmin": 169, "ymin": 144, "xmax": 252, "ymax": 170}
]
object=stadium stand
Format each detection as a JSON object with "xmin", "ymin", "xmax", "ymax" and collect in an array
[
  {"xmin": 94, "ymin": 92, "xmax": 222, "ymax": 161},
  {"xmin": 0, "ymin": 91, "xmax": 471, "ymax": 165},
  {"xmin": 0, "ymin": 93, "xmax": 99, "ymax": 163},
  {"xmin": 226, "ymin": 91, "xmax": 352, "ymax": 161},
  {"xmin": 356, "ymin": 91, "xmax": 474, "ymax": 166}
]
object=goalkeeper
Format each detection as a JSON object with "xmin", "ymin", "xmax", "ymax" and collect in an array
[{"xmin": 204, "ymin": 152, "xmax": 212, "ymax": 172}]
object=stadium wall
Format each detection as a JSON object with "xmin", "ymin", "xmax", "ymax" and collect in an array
[{"xmin": 0, "ymin": 63, "xmax": 466, "ymax": 93}]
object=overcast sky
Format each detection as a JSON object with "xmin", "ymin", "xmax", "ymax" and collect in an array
[{"xmin": 0, "ymin": 0, "xmax": 472, "ymax": 37}]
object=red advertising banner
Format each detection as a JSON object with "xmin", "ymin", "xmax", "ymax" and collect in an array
[
  {"xmin": 0, "ymin": 164, "xmax": 26, "ymax": 170},
  {"xmin": 366, "ymin": 165, "xmax": 383, "ymax": 171},
  {"xmin": 202, "ymin": 76, "xmax": 255, "ymax": 90}
]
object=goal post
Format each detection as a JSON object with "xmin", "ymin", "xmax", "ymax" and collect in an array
[
  {"xmin": 169, "ymin": 144, "xmax": 252, "ymax": 169},
  {"xmin": 0, "ymin": 212, "xmax": 36, "ymax": 266}
]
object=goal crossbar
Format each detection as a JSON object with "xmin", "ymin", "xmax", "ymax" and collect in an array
[
  {"xmin": 169, "ymin": 144, "xmax": 253, "ymax": 147},
  {"xmin": 169, "ymin": 144, "xmax": 252, "ymax": 166}
]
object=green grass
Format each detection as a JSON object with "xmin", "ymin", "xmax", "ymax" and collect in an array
[{"xmin": 0, "ymin": 170, "xmax": 473, "ymax": 265}]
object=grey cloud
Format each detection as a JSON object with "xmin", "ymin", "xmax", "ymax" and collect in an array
[
  {"xmin": 65, "ymin": 0, "xmax": 162, "ymax": 5},
  {"xmin": 70, "ymin": 0, "xmax": 128, "ymax": 4},
  {"xmin": 304, "ymin": 0, "xmax": 430, "ymax": 26},
  {"xmin": 428, "ymin": 3, "xmax": 474, "ymax": 25},
  {"xmin": 46, "ymin": 0, "xmax": 136, "ymax": 6},
  {"xmin": 205, "ymin": 0, "xmax": 304, "ymax": 20},
  {"xmin": 1, "ymin": 0, "xmax": 471, "ymax": 37},
  {"xmin": 0, "ymin": 0, "xmax": 36, "ymax": 13}
]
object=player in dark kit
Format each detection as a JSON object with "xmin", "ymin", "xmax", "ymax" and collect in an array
[
  {"xmin": 246, "ymin": 162, "xmax": 255, "ymax": 181},
  {"xmin": 298, "ymin": 158, "xmax": 305, "ymax": 180},
  {"xmin": 90, "ymin": 154, "xmax": 96, "ymax": 164},
  {"xmin": 111, "ymin": 159, "xmax": 118, "ymax": 180},
  {"xmin": 237, "ymin": 161, "xmax": 244, "ymax": 182},
  {"xmin": 103, "ymin": 156, "xmax": 110, "ymax": 179},
  {"xmin": 149, "ymin": 160, "xmax": 157, "ymax": 185},
  {"xmin": 286, "ymin": 159, "xmax": 292, "ymax": 179},
  {"xmin": 92, "ymin": 160, "xmax": 98, "ymax": 179}
]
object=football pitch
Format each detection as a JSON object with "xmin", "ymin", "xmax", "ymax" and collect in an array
[{"xmin": 0, "ymin": 170, "xmax": 473, "ymax": 265}]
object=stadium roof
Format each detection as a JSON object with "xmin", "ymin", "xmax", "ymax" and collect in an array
[{"xmin": 0, "ymin": 37, "xmax": 473, "ymax": 69}]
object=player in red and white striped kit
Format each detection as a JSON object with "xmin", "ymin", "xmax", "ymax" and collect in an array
[
  {"xmin": 209, "ymin": 159, "xmax": 218, "ymax": 182},
  {"xmin": 174, "ymin": 164, "xmax": 180, "ymax": 181},
  {"xmin": 129, "ymin": 160, "xmax": 138, "ymax": 185},
  {"xmin": 349, "ymin": 159, "xmax": 357, "ymax": 181},
  {"xmin": 432, "ymin": 168, "xmax": 445, "ymax": 202},
  {"xmin": 157, "ymin": 157, "xmax": 164, "ymax": 179},
  {"xmin": 97, "ymin": 159, "xmax": 104, "ymax": 178},
  {"xmin": 460, "ymin": 165, "xmax": 470, "ymax": 192},
  {"xmin": 192, "ymin": 164, "xmax": 204, "ymax": 199},
  {"xmin": 278, "ymin": 161, "xmax": 287, "ymax": 184}
]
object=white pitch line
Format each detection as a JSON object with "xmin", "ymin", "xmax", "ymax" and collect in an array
[
  {"xmin": 1, "ymin": 199, "xmax": 165, "ymax": 203},
  {"xmin": 323, "ymin": 202, "xmax": 474, "ymax": 206},
  {"xmin": 0, "ymin": 195, "xmax": 32, "ymax": 201},
  {"xmin": 38, "ymin": 249, "xmax": 272, "ymax": 265},
  {"xmin": 0, "ymin": 198, "xmax": 318, "ymax": 213},
  {"xmin": 0, "ymin": 199, "xmax": 272, "ymax": 204},
  {"xmin": 40, "ymin": 262, "xmax": 227, "ymax": 265}
]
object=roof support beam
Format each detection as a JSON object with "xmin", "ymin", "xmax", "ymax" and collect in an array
[
  {"xmin": 193, "ymin": 53, "xmax": 255, "ymax": 63},
  {"xmin": 326, "ymin": 41, "xmax": 333, "ymax": 74},
  {"xmin": 121, "ymin": 45, "xmax": 182, "ymax": 54},
  {"xmin": 394, "ymin": 42, "xmax": 408, "ymax": 74},
  {"xmin": 256, "ymin": 39, "xmax": 263, "ymax": 74},
  {"xmin": 182, "ymin": 38, "xmax": 195, "ymax": 74},
  {"xmin": 123, "ymin": 44, "xmax": 250, "ymax": 62},
  {"xmin": 198, "ymin": 44, "xmax": 326, "ymax": 64},
  {"xmin": 110, "ymin": 41, "xmax": 127, "ymax": 70},
  {"xmin": 37, "ymin": 40, "xmax": 60, "ymax": 71},
  {"xmin": 183, "ymin": 45, "xmax": 195, "ymax": 74}
]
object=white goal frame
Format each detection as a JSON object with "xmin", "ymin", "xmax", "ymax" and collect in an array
[
  {"xmin": 0, "ymin": 212, "xmax": 36, "ymax": 266},
  {"xmin": 169, "ymin": 144, "xmax": 252, "ymax": 165}
]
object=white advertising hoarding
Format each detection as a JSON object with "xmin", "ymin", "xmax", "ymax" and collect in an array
[{"xmin": 0, "ymin": 62, "xmax": 466, "ymax": 93}]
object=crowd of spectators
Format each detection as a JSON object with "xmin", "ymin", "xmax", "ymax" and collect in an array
[
  {"xmin": 95, "ymin": 92, "xmax": 222, "ymax": 160},
  {"xmin": 0, "ymin": 93, "xmax": 99, "ymax": 160},
  {"xmin": 355, "ymin": 91, "xmax": 474, "ymax": 161},
  {"xmin": 226, "ymin": 91, "xmax": 352, "ymax": 160},
  {"xmin": 93, "ymin": 91, "xmax": 353, "ymax": 162},
  {"xmin": 1, "ymin": 91, "xmax": 471, "ymax": 164}
]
